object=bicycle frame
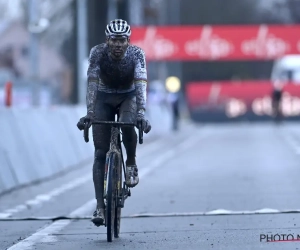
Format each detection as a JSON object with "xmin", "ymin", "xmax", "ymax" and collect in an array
[
  {"xmin": 104, "ymin": 125, "xmax": 122, "ymax": 199},
  {"xmin": 84, "ymin": 120, "xmax": 142, "ymax": 200}
]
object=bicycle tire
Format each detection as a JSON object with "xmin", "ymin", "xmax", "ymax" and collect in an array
[
  {"xmin": 114, "ymin": 205, "xmax": 121, "ymax": 237},
  {"xmin": 114, "ymin": 153, "xmax": 122, "ymax": 238},
  {"xmin": 106, "ymin": 153, "xmax": 117, "ymax": 242}
]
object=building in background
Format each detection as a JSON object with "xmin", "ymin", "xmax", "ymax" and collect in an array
[
  {"xmin": 0, "ymin": 0, "xmax": 76, "ymax": 106},
  {"xmin": 1, "ymin": 0, "xmax": 299, "ymax": 115}
]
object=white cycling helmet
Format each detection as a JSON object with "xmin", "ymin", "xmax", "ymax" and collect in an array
[{"xmin": 105, "ymin": 19, "xmax": 131, "ymax": 37}]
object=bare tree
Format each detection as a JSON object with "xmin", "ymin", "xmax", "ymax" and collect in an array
[
  {"xmin": 0, "ymin": 0, "xmax": 25, "ymax": 21},
  {"xmin": 254, "ymin": 0, "xmax": 300, "ymax": 23},
  {"xmin": 181, "ymin": 0, "xmax": 260, "ymax": 24},
  {"xmin": 288, "ymin": 0, "xmax": 300, "ymax": 22}
]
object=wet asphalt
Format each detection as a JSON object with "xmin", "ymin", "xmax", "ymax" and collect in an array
[{"xmin": 1, "ymin": 121, "xmax": 300, "ymax": 250}]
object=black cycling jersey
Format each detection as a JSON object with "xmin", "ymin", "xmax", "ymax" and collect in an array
[{"xmin": 86, "ymin": 43, "xmax": 147, "ymax": 114}]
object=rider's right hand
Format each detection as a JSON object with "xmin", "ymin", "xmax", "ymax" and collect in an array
[
  {"xmin": 136, "ymin": 110, "xmax": 151, "ymax": 134},
  {"xmin": 77, "ymin": 112, "xmax": 95, "ymax": 131}
]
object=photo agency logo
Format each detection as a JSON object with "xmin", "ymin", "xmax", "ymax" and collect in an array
[{"xmin": 260, "ymin": 234, "xmax": 300, "ymax": 242}]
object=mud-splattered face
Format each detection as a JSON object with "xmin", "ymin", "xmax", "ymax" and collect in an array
[{"xmin": 107, "ymin": 36, "xmax": 129, "ymax": 59}]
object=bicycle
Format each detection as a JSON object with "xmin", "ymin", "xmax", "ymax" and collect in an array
[{"xmin": 83, "ymin": 119, "xmax": 143, "ymax": 242}]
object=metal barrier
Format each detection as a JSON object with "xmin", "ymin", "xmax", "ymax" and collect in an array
[
  {"xmin": 0, "ymin": 106, "xmax": 94, "ymax": 194},
  {"xmin": 0, "ymin": 104, "xmax": 171, "ymax": 194}
]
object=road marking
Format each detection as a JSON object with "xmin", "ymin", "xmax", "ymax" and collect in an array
[
  {"xmin": 0, "ymin": 174, "xmax": 91, "ymax": 219},
  {"xmin": 137, "ymin": 122, "xmax": 196, "ymax": 159},
  {"xmin": 0, "ymin": 135, "xmax": 176, "ymax": 219},
  {"xmin": 7, "ymin": 126, "xmax": 209, "ymax": 249},
  {"xmin": 8, "ymin": 220, "xmax": 70, "ymax": 250},
  {"xmin": 282, "ymin": 134, "xmax": 300, "ymax": 155},
  {"xmin": 126, "ymin": 208, "xmax": 285, "ymax": 218},
  {"xmin": 4, "ymin": 207, "xmax": 300, "ymax": 221},
  {"xmin": 138, "ymin": 140, "xmax": 165, "ymax": 158},
  {"xmin": 140, "ymin": 127, "xmax": 210, "ymax": 177},
  {"xmin": 6, "ymin": 200, "xmax": 96, "ymax": 250}
]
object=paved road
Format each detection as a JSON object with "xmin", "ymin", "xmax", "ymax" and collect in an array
[{"xmin": 1, "ymin": 121, "xmax": 300, "ymax": 250}]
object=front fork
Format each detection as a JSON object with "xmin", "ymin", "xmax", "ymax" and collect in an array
[
  {"xmin": 103, "ymin": 152, "xmax": 131, "ymax": 208},
  {"xmin": 103, "ymin": 155, "xmax": 109, "ymax": 200},
  {"xmin": 103, "ymin": 152, "xmax": 123, "ymax": 198}
]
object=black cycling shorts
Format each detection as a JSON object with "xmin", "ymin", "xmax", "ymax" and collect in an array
[{"xmin": 92, "ymin": 90, "xmax": 137, "ymax": 148}]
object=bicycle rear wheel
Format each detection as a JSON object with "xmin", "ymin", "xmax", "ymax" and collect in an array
[{"xmin": 106, "ymin": 153, "xmax": 117, "ymax": 242}]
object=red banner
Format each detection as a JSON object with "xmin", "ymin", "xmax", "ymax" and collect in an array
[
  {"xmin": 131, "ymin": 25, "xmax": 300, "ymax": 61},
  {"xmin": 186, "ymin": 81, "xmax": 300, "ymax": 119}
]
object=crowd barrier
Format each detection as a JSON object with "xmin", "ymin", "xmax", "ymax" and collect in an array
[
  {"xmin": 0, "ymin": 104, "xmax": 172, "ymax": 195},
  {"xmin": 0, "ymin": 106, "xmax": 93, "ymax": 195}
]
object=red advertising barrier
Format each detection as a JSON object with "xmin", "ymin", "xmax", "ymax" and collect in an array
[
  {"xmin": 186, "ymin": 81, "xmax": 300, "ymax": 120},
  {"xmin": 131, "ymin": 25, "xmax": 300, "ymax": 61}
]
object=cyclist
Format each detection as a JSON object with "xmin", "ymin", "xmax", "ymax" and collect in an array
[
  {"xmin": 77, "ymin": 19, "xmax": 151, "ymax": 226},
  {"xmin": 271, "ymin": 81, "xmax": 283, "ymax": 121}
]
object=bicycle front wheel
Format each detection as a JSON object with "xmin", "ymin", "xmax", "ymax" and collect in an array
[
  {"xmin": 114, "ymin": 156, "xmax": 122, "ymax": 238},
  {"xmin": 106, "ymin": 153, "xmax": 117, "ymax": 242}
]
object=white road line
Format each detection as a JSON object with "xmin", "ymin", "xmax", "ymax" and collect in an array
[
  {"xmin": 0, "ymin": 137, "xmax": 171, "ymax": 219},
  {"xmin": 4, "ymin": 207, "xmax": 300, "ymax": 221},
  {"xmin": 7, "ymin": 220, "xmax": 71, "ymax": 250},
  {"xmin": 139, "ymin": 128, "xmax": 211, "ymax": 177},
  {"xmin": 138, "ymin": 141, "xmax": 164, "ymax": 158},
  {"xmin": 69, "ymin": 200, "xmax": 95, "ymax": 217},
  {"xmin": 0, "ymin": 174, "xmax": 91, "ymax": 219},
  {"xmin": 7, "ymin": 126, "xmax": 209, "ymax": 250},
  {"xmin": 177, "ymin": 133, "xmax": 208, "ymax": 151},
  {"xmin": 126, "ymin": 208, "xmax": 287, "ymax": 217},
  {"xmin": 7, "ymin": 200, "xmax": 98, "ymax": 250},
  {"xmin": 283, "ymin": 134, "xmax": 300, "ymax": 155},
  {"xmin": 137, "ymin": 122, "xmax": 196, "ymax": 159}
]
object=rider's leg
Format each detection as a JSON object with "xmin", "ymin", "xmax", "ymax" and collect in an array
[
  {"xmin": 119, "ymin": 93, "xmax": 139, "ymax": 187},
  {"xmin": 92, "ymin": 128, "xmax": 110, "ymax": 208},
  {"xmin": 119, "ymin": 94, "xmax": 137, "ymax": 165},
  {"xmin": 91, "ymin": 93, "xmax": 115, "ymax": 224},
  {"xmin": 121, "ymin": 117, "xmax": 137, "ymax": 165}
]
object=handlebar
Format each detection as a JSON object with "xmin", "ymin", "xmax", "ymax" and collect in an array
[{"xmin": 83, "ymin": 121, "xmax": 143, "ymax": 144}]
